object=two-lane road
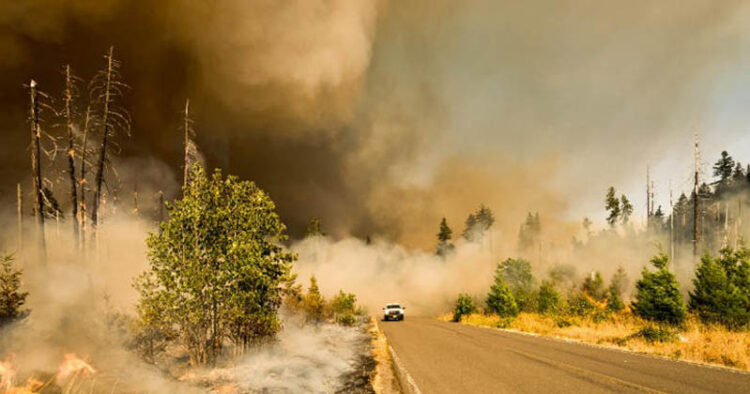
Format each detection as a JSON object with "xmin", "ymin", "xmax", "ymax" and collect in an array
[{"xmin": 380, "ymin": 317, "xmax": 750, "ymax": 394}]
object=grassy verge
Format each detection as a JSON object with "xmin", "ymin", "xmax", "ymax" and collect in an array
[
  {"xmin": 440, "ymin": 312, "xmax": 750, "ymax": 371},
  {"xmin": 369, "ymin": 317, "xmax": 400, "ymax": 394}
]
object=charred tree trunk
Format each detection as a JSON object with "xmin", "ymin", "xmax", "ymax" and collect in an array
[
  {"xmin": 64, "ymin": 65, "xmax": 80, "ymax": 247},
  {"xmin": 91, "ymin": 47, "xmax": 114, "ymax": 241},
  {"xmin": 17, "ymin": 183, "xmax": 22, "ymax": 251},
  {"xmin": 183, "ymin": 99, "xmax": 190, "ymax": 190},
  {"xmin": 79, "ymin": 106, "xmax": 91, "ymax": 247},
  {"xmin": 29, "ymin": 80, "xmax": 46, "ymax": 264}
]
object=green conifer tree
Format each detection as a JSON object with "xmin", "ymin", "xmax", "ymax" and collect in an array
[{"xmin": 631, "ymin": 252, "xmax": 686, "ymax": 325}]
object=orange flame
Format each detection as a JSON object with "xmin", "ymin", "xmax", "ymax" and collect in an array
[
  {"xmin": 0, "ymin": 360, "xmax": 16, "ymax": 391},
  {"xmin": 4, "ymin": 377, "xmax": 43, "ymax": 394},
  {"xmin": 56, "ymin": 353, "xmax": 96, "ymax": 381}
]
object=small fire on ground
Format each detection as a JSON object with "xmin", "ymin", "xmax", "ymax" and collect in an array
[{"xmin": 1, "ymin": 353, "xmax": 96, "ymax": 394}]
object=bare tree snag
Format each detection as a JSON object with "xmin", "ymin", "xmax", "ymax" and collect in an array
[
  {"xmin": 64, "ymin": 65, "xmax": 80, "ymax": 247},
  {"xmin": 90, "ymin": 46, "xmax": 130, "ymax": 246},
  {"xmin": 29, "ymin": 80, "xmax": 46, "ymax": 263},
  {"xmin": 79, "ymin": 106, "xmax": 91, "ymax": 247},
  {"xmin": 17, "ymin": 183, "xmax": 22, "ymax": 251},
  {"xmin": 92, "ymin": 46, "xmax": 114, "ymax": 241}
]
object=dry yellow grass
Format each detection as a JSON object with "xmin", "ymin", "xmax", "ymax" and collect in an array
[{"xmin": 449, "ymin": 312, "xmax": 750, "ymax": 371}]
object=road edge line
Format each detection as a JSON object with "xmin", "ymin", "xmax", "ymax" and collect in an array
[{"xmin": 388, "ymin": 343, "xmax": 423, "ymax": 394}]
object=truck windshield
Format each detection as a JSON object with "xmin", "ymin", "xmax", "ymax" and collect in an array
[{"xmin": 386, "ymin": 304, "xmax": 401, "ymax": 309}]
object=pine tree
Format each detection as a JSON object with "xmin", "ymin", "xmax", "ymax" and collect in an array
[
  {"xmin": 476, "ymin": 205, "xmax": 495, "ymax": 230},
  {"xmin": 519, "ymin": 212, "xmax": 541, "ymax": 251},
  {"xmin": 304, "ymin": 276, "xmax": 326, "ymax": 322},
  {"xmin": 631, "ymin": 252, "xmax": 686, "ymax": 325},
  {"xmin": 732, "ymin": 162, "xmax": 745, "ymax": 183},
  {"xmin": 605, "ymin": 187, "xmax": 621, "ymax": 227},
  {"xmin": 463, "ymin": 213, "xmax": 478, "ymax": 241},
  {"xmin": 486, "ymin": 270, "xmax": 518, "ymax": 317},
  {"xmin": 436, "ymin": 218, "xmax": 455, "ymax": 256},
  {"xmin": 536, "ymin": 281, "xmax": 561, "ymax": 314},
  {"xmin": 304, "ymin": 217, "xmax": 326, "ymax": 237},
  {"xmin": 0, "ymin": 255, "xmax": 29, "ymax": 326},
  {"xmin": 606, "ymin": 285, "xmax": 625, "ymax": 312},
  {"xmin": 713, "ymin": 151, "xmax": 735, "ymax": 182},
  {"xmin": 620, "ymin": 195, "xmax": 633, "ymax": 225},
  {"xmin": 452, "ymin": 293, "xmax": 477, "ymax": 322},
  {"xmin": 609, "ymin": 266, "xmax": 629, "ymax": 297},
  {"xmin": 582, "ymin": 217, "xmax": 592, "ymax": 237},
  {"xmin": 689, "ymin": 247, "xmax": 750, "ymax": 330}
]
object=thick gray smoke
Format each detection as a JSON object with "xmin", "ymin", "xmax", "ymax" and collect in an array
[{"xmin": 2, "ymin": 1, "xmax": 750, "ymax": 243}]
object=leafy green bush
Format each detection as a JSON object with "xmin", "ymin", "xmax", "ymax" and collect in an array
[
  {"xmin": 689, "ymin": 247, "xmax": 750, "ymax": 330},
  {"xmin": 633, "ymin": 326, "xmax": 677, "ymax": 343},
  {"xmin": 0, "ymin": 255, "xmax": 29, "ymax": 326},
  {"xmin": 536, "ymin": 281, "xmax": 561, "ymax": 314},
  {"xmin": 631, "ymin": 253, "xmax": 686, "ymax": 325},
  {"xmin": 134, "ymin": 166, "xmax": 296, "ymax": 366},
  {"xmin": 330, "ymin": 290, "xmax": 359, "ymax": 326},
  {"xmin": 452, "ymin": 293, "xmax": 477, "ymax": 322},
  {"xmin": 497, "ymin": 258, "xmax": 536, "ymax": 312}
]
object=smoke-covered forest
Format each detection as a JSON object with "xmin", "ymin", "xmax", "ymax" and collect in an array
[{"xmin": 1, "ymin": 1, "xmax": 750, "ymax": 393}]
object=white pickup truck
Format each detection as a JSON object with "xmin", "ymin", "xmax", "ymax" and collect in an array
[{"xmin": 383, "ymin": 303, "xmax": 405, "ymax": 321}]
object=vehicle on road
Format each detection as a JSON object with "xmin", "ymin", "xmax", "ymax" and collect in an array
[{"xmin": 383, "ymin": 303, "xmax": 405, "ymax": 321}]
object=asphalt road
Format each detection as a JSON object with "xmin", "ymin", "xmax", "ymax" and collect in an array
[{"xmin": 379, "ymin": 317, "xmax": 750, "ymax": 394}]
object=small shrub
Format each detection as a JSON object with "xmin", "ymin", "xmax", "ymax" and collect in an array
[
  {"xmin": 582, "ymin": 271, "xmax": 607, "ymax": 301},
  {"xmin": 330, "ymin": 290, "xmax": 359, "ymax": 326},
  {"xmin": 0, "ymin": 255, "xmax": 29, "ymax": 326},
  {"xmin": 566, "ymin": 293, "xmax": 595, "ymax": 317},
  {"xmin": 606, "ymin": 285, "xmax": 625, "ymax": 312},
  {"xmin": 303, "ymin": 276, "xmax": 326, "ymax": 322},
  {"xmin": 536, "ymin": 281, "xmax": 561, "ymax": 314},
  {"xmin": 592, "ymin": 309, "xmax": 611, "ymax": 323},
  {"xmin": 487, "ymin": 273, "xmax": 519, "ymax": 318},
  {"xmin": 452, "ymin": 293, "xmax": 477, "ymax": 322},
  {"xmin": 633, "ymin": 325, "xmax": 677, "ymax": 343},
  {"xmin": 556, "ymin": 317, "xmax": 573, "ymax": 328}
]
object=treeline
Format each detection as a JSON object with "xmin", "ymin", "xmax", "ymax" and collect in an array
[
  {"xmin": 453, "ymin": 244, "xmax": 750, "ymax": 334},
  {"xmin": 606, "ymin": 150, "xmax": 750, "ymax": 258},
  {"xmin": 285, "ymin": 276, "xmax": 366, "ymax": 326},
  {"xmin": 435, "ymin": 205, "xmax": 495, "ymax": 256}
]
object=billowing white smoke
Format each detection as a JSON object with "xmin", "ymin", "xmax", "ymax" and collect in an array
[
  {"xmin": 185, "ymin": 317, "xmax": 368, "ymax": 393},
  {"xmin": 292, "ymin": 236, "xmax": 498, "ymax": 315}
]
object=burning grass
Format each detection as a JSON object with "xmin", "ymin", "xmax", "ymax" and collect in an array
[
  {"xmin": 1, "ymin": 353, "xmax": 99, "ymax": 394},
  {"xmin": 442, "ymin": 312, "xmax": 750, "ymax": 371}
]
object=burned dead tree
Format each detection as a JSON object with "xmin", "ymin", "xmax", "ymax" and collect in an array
[
  {"xmin": 79, "ymin": 106, "xmax": 92, "ymax": 246},
  {"xmin": 90, "ymin": 46, "xmax": 130, "ymax": 242},
  {"xmin": 17, "ymin": 184, "xmax": 22, "ymax": 251},
  {"xmin": 29, "ymin": 80, "xmax": 46, "ymax": 263},
  {"xmin": 63, "ymin": 65, "xmax": 80, "ymax": 247}
]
